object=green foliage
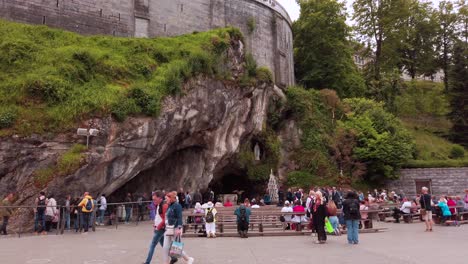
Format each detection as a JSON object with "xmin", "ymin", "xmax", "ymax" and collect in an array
[
  {"xmin": 285, "ymin": 86, "xmax": 338, "ymax": 181},
  {"xmin": 294, "ymin": 0, "xmax": 366, "ymax": 98},
  {"xmin": 256, "ymin": 67, "xmax": 273, "ymax": 84},
  {"xmin": 0, "ymin": 106, "xmax": 17, "ymax": 129},
  {"xmin": 449, "ymin": 42, "xmax": 468, "ymax": 147},
  {"xmin": 450, "ymin": 145, "xmax": 465, "ymax": 159},
  {"xmin": 395, "ymin": 81, "xmax": 449, "ymax": 118},
  {"xmin": 341, "ymin": 98, "xmax": 415, "ymax": 183},
  {"xmin": 246, "ymin": 17, "xmax": 256, "ymax": 34},
  {"xmin": 237, "ymin": 129, "xmax": 281, "ymax": 181},
  {"xmin": 0, "ymin": 19, "xmax": 241, "ymax": 135},
  {"xmin": 404, "ymin": 159, "xmax": 468, "ymax": 168},
  {"xmin": 245, "ymin": 53, "xmax": 257, "ymax": 77},
  {"xmin": 404, "ymin": 124, "xmax": 461, "ymax": 161},
  {"xmin": 287, "ymin": 170, "xmax": 335, "ymax": 189},
  {"xmin": 33, "ymin": 144, "xmax": 86, "ymax": 188}
]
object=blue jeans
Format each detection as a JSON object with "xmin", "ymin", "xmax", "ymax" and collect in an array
[
  {"xmin": 99, "ymin": 209, "xmax": 106, "ymax": 224},
  {"xmin": 346, "ymin": 219, "xmax": 359, "ymax": 244},
  {"xmin": 34, "ymin": 211, "xmax": 46, "ymax": 232},
  {"xmin": 329, "ymin": 216, "xmax": 339, "ymax": 231},
  {"xmin": 144, "ymin": 229, "xmax": 165, "ymax": 264},
  {"xmin": 125, "ymin": 207, "xmax": 132, "ymax": 223},
  {"xmin": 65, "ymin": 212, "xmax": 70, "ymax": 229},
  {"xmin": 75, "ymin": 213, "xmax": 83, "ymax": 231}
]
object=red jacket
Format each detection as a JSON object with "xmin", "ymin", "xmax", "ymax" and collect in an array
[{"xmin": 155, "ymin": 203, "xmax": 168, "ymax": 230}]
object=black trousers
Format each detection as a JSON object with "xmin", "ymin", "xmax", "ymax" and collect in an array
[
  {"xmin": 1, "ymin": 216, "xmax": 8, "ymax": 235},
  {"xmin": 237, "ymin": 221, "xmax": 248, "ymax": 232},
  {"xmin": 316, "ymin": 221, "xmax": 327, "ymax": 241},
  {"xmin": 82, "ymin": 212, "xmax": 90, "ymax": 232}
]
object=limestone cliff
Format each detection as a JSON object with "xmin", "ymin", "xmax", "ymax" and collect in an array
[{"xmin": 0, "ymin": 44, "xmax": 277, "ymax": 206}]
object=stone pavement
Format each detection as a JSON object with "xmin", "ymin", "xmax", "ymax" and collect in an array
[{"xmin": 0, "ymin": 222, "xmax": 466, "ymax": 264}]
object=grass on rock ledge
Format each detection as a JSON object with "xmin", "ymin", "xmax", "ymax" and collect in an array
[{"xmin": 0, "ymin": 19, "xmax": 244, "ymax": 136}]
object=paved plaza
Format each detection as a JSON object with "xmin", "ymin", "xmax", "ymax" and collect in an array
[{"xmin": 0, "ymin": 222, "xmax": 466, "ymax": 264}]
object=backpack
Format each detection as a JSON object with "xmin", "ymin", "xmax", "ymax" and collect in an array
[
  {"xmin": 37, "ymin": 197, "xmax": 46, "ymax": 213},
  {"xmin": 239, "ymin": 208, "xmax": 247, "ymax": 222},
  {"xmin": 85, "ymin": 198, "xmax": 93, "ymax": 211},
  {"xmin": 205, "ymin": 208, "xmax": 214, "ymax": 223},
  {"xmin": 348, "ymin": 200, "xmax": 359, "ymax": 218}
]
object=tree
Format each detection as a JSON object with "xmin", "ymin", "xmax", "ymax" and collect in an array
[
  {"xmin": 294, "ymin": 0, "xmax": 366, "ymax": 98},
  {"xmin": 340, "ymin": 98, "xmax": 415, "ymax": 184},
  {"xmin": 353, "ymin": 0, "xmax": 410, "ymax": 80},
  {"xmin": 398, "ymin": 0, "xmax": 438, "ymax": 79},
  {"xmin": 435, "ymin": 1, "xmax": 458, "ymax": 91},
  {"xmin": 449, "ymin": 42, "xmax": 468, "ymax": 147}
]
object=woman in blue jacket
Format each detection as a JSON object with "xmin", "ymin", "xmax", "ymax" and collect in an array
[
  {"xmin": 162, "ymin": 191, "xmax": 194, "ymax": 264},
  {"xmin": 438, "ymin": 197, "xmax": 451, "ymax": 223}
]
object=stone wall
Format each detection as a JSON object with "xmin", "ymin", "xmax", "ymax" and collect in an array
[
  {"xmin": 387, "ymin": 167, "xmax": 468, "ymax": 198},
  {"xmin": 0, "ymin": 0, "xmax": 294, "ymax": 86}
]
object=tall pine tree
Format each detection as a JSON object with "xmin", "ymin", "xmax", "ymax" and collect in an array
[{"xmin": 449, "ymin": 42, "xmax": 468, "ymax": 147}]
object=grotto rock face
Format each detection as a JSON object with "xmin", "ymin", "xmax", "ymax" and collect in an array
[{"xmin": 0, "ymin": 77, "xmax": 273, "ymax": 203}]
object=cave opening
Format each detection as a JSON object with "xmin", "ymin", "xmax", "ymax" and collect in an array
[{"xmin": 208, "ymin": 167, "xmax": 266, "ymax": 204}]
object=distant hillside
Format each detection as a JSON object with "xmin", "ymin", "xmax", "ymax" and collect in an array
[{"xmin": 394, "ymin": 81, "xmax": 468, "ymax": 167}]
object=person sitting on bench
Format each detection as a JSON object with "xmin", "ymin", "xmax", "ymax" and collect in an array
[{"xmin": 393, "ymin": 198, "xmax": 412, "ymax": 223}]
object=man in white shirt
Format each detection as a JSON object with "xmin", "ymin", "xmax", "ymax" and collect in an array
[{"xmin": 394, "ymin": 198, "xmax": 412, "ymax": 223}]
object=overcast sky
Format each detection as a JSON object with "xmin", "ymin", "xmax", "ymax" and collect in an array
[{"xmin": 277, "ymin": 0, "xmax": 443, "ymax": 21}]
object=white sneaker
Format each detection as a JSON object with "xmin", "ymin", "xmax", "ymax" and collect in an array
[{"xmin": 187, "ymin": 257, "xmax": 194, "ymax": 264}]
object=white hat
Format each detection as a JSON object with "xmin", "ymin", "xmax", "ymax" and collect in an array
[
  {"xmin": 284, "ymin": 201, "xmax": 290, "ymax": 205},
  {"xmin": 207, "ymin": 201, "xmax": 214, "ymax": 208}
]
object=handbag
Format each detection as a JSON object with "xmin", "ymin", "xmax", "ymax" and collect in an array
[
  {"xmin": 169, "ymin": 235, "xmax": 184, "ymax": 258},
  {"xmin": 325, "ymin": 217, "xmax": 334, "ymax": 233},
  {"xmin": 279, "ymin": 215, "xmax": 285, "ymax": 222},
  {"xmin": 165, "ymin": 225, "xmax": 175, "ymax": 236}
]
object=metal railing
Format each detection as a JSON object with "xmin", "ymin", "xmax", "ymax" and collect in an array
[{"xmin": 0, "ymin": 200, "xmax": 155, "ymax": 238}]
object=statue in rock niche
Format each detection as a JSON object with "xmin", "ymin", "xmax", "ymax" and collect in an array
[{"xmin": 254, "ymin": 143, "xmax": 261, "ymax": 161}]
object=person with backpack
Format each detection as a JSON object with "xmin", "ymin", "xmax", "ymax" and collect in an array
[
  {"xmin": 234, "ymin": 204, "xmax": 251, "ymax": 238},
  {"xmin": 0, "ymin": 193, "xmax": 14, "ymax": 235},
  {"xmin": 34, "ymin": 191, "xmax": 48, "ymax": 235},
  {"xmin": 77, "ymin": 192, "xmax": 94, "ymax": 234},
  {"xmin": 204, "ymin": 201, "xmax": 217, "ymax": 238},
  {"xmin": 162, "ymin": 191, "xmax": 194, "ymax": 264},
  {"xmin": 342, "ymin": 191, "xmax": 361, "ymax": 245}
]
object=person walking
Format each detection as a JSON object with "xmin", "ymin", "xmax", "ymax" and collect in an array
[
  {"xmin": 143, "ymin": 191, "xmax": 168, "ymax": 264},
  {"xmin": 311, "ymin": 191, "xmax": 328, "ymax": 244},
  {"xmin": 125, "ymin": 193, "xmax": 133, "ymax": 224},
  {"xmin": 77, "ymin": 192, "xmax": 94, "ymax": 234},
  {"xmin": 0, "ymin": 193, "xmax": 14, "ymax": 235},
  {"xmin": 204, "ymin": 201, "xmax": 217, "ymax": 238},
  {"xmin": 34, "ymin": 191, "xmax": 48, "ymax": 235},
  {"xmin": 343, "ymin": 191, "xmax": 361, "ymax": 245},
  {"xmin": 419, "ymin": 187, "xmax": 433, "ymax": 232},
  {"xmin": 234, "ymin": 204, "xmax": 251, "ymax": 238},
  {"xmin": 162, "ymin": 191, "xmax": 194, "ymax": 264},
  {"xmin": 98, "ymin": 194, "xmax": 107, "ymax": 225}
]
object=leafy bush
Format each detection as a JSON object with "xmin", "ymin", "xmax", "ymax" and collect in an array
[
  {"xmin": 256, "ymin": 67, "xmax": 273, "ymax": 84},
  {"xmin": 404, "ymin": 159, "xmax": 468, "ymax": 168},
  {"xmin": 245, "ymin": 53, "xmax": 257, "ymax": 77},
  {"xmin": 0, "ymin": 107, "xmax": 17, "ymax": 129},
  {"xmin": 111, "ymin": 98, "xmax": 140, "ymax": 122},
  {"xmin": 341, "ymin": 98, "xmax": 415, "ymax": 183},
  {"xmin": 449, "ymin": 145, "xmax": 465, "ymax": 159},
  {"xmin": 24, "ymin": 75, "xmax": 70, "ymax": 104}
]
